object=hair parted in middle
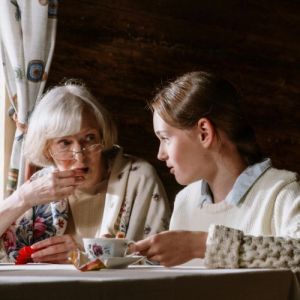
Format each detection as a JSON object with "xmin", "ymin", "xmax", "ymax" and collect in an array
[{"xmin": 24, "ymin": 80, "xmax": 118, "ymax": 167}]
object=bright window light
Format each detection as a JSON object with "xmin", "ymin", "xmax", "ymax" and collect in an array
[
  {"xmin": 0, "ymin": 61, "xmax": 6, "ymax": 200},
  {"xmin": 0, "ymin": 58, "xmax": 15, "ymax": 200}
]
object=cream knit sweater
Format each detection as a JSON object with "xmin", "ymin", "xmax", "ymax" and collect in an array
[
  {"xmin": 170, "ymin": 168, "xmax": 300, "ymax": 269},
  {"xmin": 205, "ymin": 224, "xmax": 300, "ymax": 271}
]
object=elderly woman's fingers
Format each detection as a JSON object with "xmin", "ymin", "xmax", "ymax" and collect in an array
[
  {"xmin": 31, "ymin": 235, "xmax": 68, "ymax": 249},
  {"xmin": 54, "ymin": 169, "xmax": 85, "ymax": 183},
  {"xmin": 32, "ymin": 253, "xmax": 70, "ymax": 263},
  {"xmin": 31, "ymin": 235, "xmax": 78, "ymax": 263},
  {"xmin": 50, "ymin": 170, "xmax": 77, "ymax": 186},
  {"xmin": 19, "ymin": 169, "xmax": 85, "ymax": 207},
  {"xmin": 53, "ymin": 175, "xmax": 81, "ymax": 187}
]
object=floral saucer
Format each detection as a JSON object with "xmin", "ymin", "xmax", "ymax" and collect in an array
[{"xmin": 103, "ymin": 255, "xmax": 144, "ymax": 269}]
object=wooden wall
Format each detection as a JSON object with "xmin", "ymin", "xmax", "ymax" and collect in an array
[{"xmin": 47, "ymin": 0, "xmax": 300, "ymax": 205}]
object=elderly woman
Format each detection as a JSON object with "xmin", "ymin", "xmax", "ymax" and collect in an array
[{"xmin": 0, "ymin": 82, "xmax": 170, "ymax": 263}]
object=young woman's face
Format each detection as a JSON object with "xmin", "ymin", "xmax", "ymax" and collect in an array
[
  {"xmin": 48, "ymin": 111, "xmax": 104, "ymax": 193},
  {"xmin": 153, "ymin": 111, "xmax": 206, "ymax": 185}
]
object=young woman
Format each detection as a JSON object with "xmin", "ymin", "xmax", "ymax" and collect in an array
[
  {"xmin": 0, "ymin": 81, "xmax": 170, "ymax": 263},
  {"xmin": 134, "ymin": 71, "xmax": 300, "ymax": 270}
]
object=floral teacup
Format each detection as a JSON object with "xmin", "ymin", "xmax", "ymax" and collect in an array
[{"xmin": 83, "ymin": 237, "xmax": 132, "ymax": 260}]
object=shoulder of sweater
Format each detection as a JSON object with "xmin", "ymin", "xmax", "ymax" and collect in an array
[
  {"xmin": 174, "ymin": 168, "xmax": 299, "ymax": 202},
  {"xmin": 259, "ymin": 167, "xmax": 299, "ymax": 186}
]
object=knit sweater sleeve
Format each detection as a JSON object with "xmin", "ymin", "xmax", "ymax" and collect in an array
[{"xmin": 204, "ymin": 224, "xmax": 300, "ymax": 271}]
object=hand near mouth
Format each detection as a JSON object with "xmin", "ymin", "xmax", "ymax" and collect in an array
[
  {"xmin": 18, "ymin": 169, "xmax": 85, "ymax": 208},
  {"xmin": 73, "ymin": 168, "xmax": 88, "ymax": 182}
]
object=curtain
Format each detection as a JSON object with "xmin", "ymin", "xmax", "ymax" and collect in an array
[{"xmin": 0, "ymin": 0, "xmax": 58, "ymax": 194}]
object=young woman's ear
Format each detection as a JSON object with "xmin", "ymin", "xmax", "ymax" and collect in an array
[{"xmin": 197, "ymin": 118, "xmax": 215, "ymax": 148}]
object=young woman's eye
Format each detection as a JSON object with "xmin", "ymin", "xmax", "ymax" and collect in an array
[{"xmin": 161, "ymin": 137, "xmax": 170, "ymax": 144}]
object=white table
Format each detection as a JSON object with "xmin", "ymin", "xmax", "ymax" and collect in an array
[{"xmin": 0, "ymin": 264, "xmax": 299, "ymax": 300}]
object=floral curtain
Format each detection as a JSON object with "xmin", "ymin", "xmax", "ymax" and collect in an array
[{"xmin": 0, "ymin": 0, "xmax": 58, "ymax": 194}]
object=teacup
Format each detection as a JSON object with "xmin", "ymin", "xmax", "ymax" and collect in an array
[{"xmin": 83, "ymin": 237, "xmax": 132, "ymax": 260}]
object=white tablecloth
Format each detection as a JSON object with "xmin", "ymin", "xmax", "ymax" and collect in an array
[{"xmin": 0, "ymin": 264, "xmax": 299, "ymax": 300}]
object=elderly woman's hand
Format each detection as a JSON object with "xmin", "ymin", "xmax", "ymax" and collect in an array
[
  {"xmin": 133, "ymin": 230, "xmax": 208, "ymax": 267},
  {"xmin": 18, "ymin": 169, "xmax": 83, "ymax": 208},
  {"xmin": 30, "ymin": 235, "xmax": 79, "ymax": 263}
]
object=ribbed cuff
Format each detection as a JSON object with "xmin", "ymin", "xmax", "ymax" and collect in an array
[{"xmin": 204, "ymin": 224, "xmax": 243, "ymax": 268}]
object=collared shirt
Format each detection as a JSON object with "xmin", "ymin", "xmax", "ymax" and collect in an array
[{"xmin": 199, "ymin": 158, "xmax": 272, "ymax": 207}]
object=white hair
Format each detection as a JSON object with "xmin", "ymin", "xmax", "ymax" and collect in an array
[{"xmin": 24, "ymin": 81, "xmax": 117, "ymax": 167}]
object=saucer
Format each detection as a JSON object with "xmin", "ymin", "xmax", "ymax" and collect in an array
[{"xmin": 103, "ymin": 255, "xmax": 144, "ymax": 269}]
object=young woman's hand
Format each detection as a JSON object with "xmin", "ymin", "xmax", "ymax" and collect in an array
[
  {"xmin": 18, "ymin": 169, "xmax": 84, "ymax": 208},
  {"xmin": 133, "ymin": 230, "xmax": 208, "ymax": 267},
  {"xmin": 30, "ymin": 235, "xmax": 79, "ymax": 263}
]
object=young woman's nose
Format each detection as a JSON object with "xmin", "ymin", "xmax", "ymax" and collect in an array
[{"xmin": 157, "ymin": 144, "xmax": 167, "ymax": 161}]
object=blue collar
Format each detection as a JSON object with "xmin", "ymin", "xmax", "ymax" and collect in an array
[{"xmin": 199, "ymin": 158, "xmax": 272, "ymax": 206}]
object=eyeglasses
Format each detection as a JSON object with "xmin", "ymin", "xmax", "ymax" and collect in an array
[{"xmin": 50, "ymin": 143, "xmax": 103, "ymax": 161}]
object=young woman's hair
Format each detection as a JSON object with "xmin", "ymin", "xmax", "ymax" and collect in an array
[
  {"xmin": 149, "ymin": 71, "xmax": 263, "ymax": 165},
  {"xmin": 24, "ymin": 80, "xmax": 118, "ymax": 167}
]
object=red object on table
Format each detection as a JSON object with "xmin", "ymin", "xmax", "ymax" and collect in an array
[{"xmin": 15, "ymin": 246, "xmax": 36, "ymax": 265}]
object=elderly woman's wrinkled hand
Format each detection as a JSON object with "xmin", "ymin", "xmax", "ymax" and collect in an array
[
  {"xmin": 133, "ymin": 230, "xmax": 207, "ymax": 267},
  {"xmin": 30, "ymin": 234, "xmax": 79, "ymax": 263},
  {"xmin": 18, "ymin": 169, "xmax": 84, "ymax": 208}
]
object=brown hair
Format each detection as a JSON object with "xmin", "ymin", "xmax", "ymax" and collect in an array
[{"xmin": 149, "ymin": 71, "xmax": 263, "ymax": 165}]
